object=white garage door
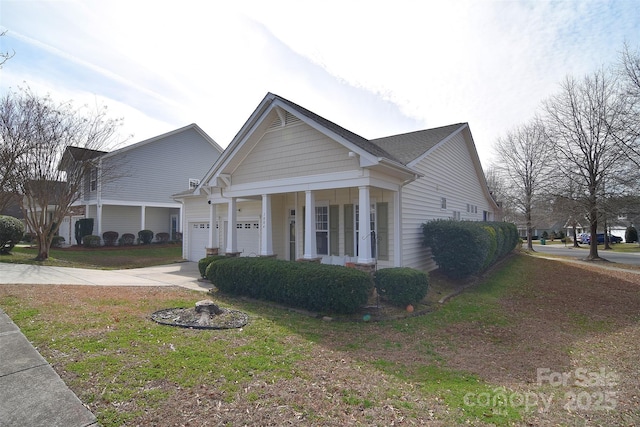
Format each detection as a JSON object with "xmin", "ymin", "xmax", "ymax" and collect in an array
[
  {"xmin": 224, "ymin": 221, "xmax": 260, "ymax": 256},
  {"xmin": 189, "ymin": 222, "xmax": 209, "ymax": 261}
]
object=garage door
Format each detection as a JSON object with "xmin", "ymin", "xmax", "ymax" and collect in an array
[
  {"xmin": 224, "ymin": 221, "xmax": 260, "ymax": 256},
  {"xmin": 189, "ymin": 222, "xmax": 209, "ymax": 261}
]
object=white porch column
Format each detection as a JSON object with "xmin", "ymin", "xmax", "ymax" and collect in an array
[
  {"xmin": 226, "ymin": 198, "xmax": 237, "ymax": 254},
  {"xmin": 303, "ymin": 190, "xmax": 317, "ymax": 259},
  {"xmin": 140, "ymin": 205, "xmax": 146, "ymax": 230},
  {"xmin": 394, "ymin": 189, "xmax": 402, "ymax": 267},
  {"xmin": 260, "ymin": 194, "xmax": 274, "ymax": 256},
  {"xmin": 208, "ymin": 202, "xmax": 216, "ymax": 248},
  {"xmin": 358, "ymin": 186, "xmax": 373, "ymax": 264},
  {"xmin": 96, "ymin": 203, "xmax": 103, "ymax": 236}
]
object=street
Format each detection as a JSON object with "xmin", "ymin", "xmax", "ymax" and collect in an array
[{"xmin": 531, "ymin": 243, "xmax": 640, "ymax": 266}]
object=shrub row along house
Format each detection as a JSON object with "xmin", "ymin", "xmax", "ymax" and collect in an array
[{"xmin": 174, "ymin": 93, "xmax": 500, "ymax": 271}]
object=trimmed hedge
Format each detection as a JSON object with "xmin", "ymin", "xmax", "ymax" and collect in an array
[
  {"xmin": 102, "ymin": 231, "xmax": 119, "ymax": 246},
  {"xmin": 422, "ymin": 220, "xmax": 518, "ymax": 279},
  {"xmin": 119, "ymin": 233, "xmax": 135, "ymax": 246},
  {"xmin": 374, "ymin": 267, "xmax": 429, "ymax": 307},
  {"xmin": 155, "ymin": 232, "xmax": 170, "ymax": 243},
  {"xmin": 82, "ymin": 235, "xmax": 101, "ymax": 248},
  {"xmin": 51, "ymin": 235, "xmax": 65, "ymax": 248},
  {"xmin": 205, "ymin": 257, "xmax": 372, "ymax": 314},
  {"xmin": 138, "ymin": 229, "xmax": 154, "ymax": 245},
  {"xmin": 198, "ymin": 255, "xmax": 227, "ymax": 278},
  {"xmin": 0, "ymin": 215, "xmax": 25, "ymax": 254}
]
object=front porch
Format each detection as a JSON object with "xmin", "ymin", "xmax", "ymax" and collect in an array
[{"xmin": 198, "ymin": 186, "xmax": 398, "ymax": 269}]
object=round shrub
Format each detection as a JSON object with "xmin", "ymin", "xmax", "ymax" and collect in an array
[
  {"xmin": 155, "ymin": 232, "xmax": 170, "ymax": 243},
  {"xmin": 119, "ymin": 233, "xmax": 135, "ymax": 246},
  {"xmin": 82, "ymin": 235, "xmax": 101, "ymax": 248},
  {"xmin": 102, "ymin": 231, "xmax": 119, "ymax": 246},
  {"xmin": 375, "ymin": 267, "xmax": 429, "ymax": 307},
  {"xmin": 0, "ymin": 215, "xmax": 25, "ymax": 254},
  {"xmin": 51, "ymin": 235, "xmax": 66, "ymax": 248},
  {"xmin": 198, "ymin": 255, "xmax": 227, "ymax": 278},
  {"xmin": 138, "ymin": 229, "xmax": 154, "ymax": 245}
]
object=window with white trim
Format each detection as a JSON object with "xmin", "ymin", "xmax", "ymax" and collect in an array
[
  {"xmin": 441, "ymin": 197, "xmax": 447, "ymax": 209},
  {"xmin": 315, "ymin": 205, "xmax": 329, "ymax": 255}
]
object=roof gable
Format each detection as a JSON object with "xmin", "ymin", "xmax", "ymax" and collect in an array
[
  {"xmin": 105, "ymin": 123, "xmax": 223, "ymax": 159},
  {"xmin": 370, "ymin": 123, "xmax": 467, "ymax": 165}
]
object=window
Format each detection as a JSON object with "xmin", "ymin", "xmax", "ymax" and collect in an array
[
  {"xmin": 315, "ymin": 206, "xmax": 329, "ymax": 255},
  {"xmin": 452, "ymin": 211, "xmax": 461, "ymax": 220},
  {"xmin": 441, "ymin": 197, "xmax": 447, "ymax": 209},
  {"xmin": 189, "ymin": 178, "xmax": 200, "ymax": 189},
  {"xmin": 90, "ymin": 169, "xmax": 97, "ymax": 192}
]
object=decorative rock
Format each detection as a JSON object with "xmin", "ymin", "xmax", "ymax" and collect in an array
[{"xmin": 195, "ymin": 299, "xmax": 223, "ymax": 315}]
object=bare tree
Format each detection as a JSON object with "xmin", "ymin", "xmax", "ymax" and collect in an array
[
  {"xmin": 1, "ymin": 88, "xmax": 122, "ymax": 260},
  {"xmin": 493, "ymin": 119, "xmax": 555, "ymax": 251},
  {"xmin": 0, "ymin": 30, "xmax": 15, "ymax": 68},
  {"xmin": 543, "ymin": 69, "xmax": 640, "ymax": 260}
]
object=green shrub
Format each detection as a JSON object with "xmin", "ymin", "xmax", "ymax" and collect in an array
[
  {"xmin": 155, "ymin": 232, "xmax": 170, "ymax": 243},
  {"xmin": 74, "ymin": 218, "xmax": 94, "ymax": 245},
  {"xmin": 422, "ymin": 220, "xmax": 518, "ymax": 279},
  {"xmin": 51, "ymin": 235, "xmax": 66, "ymax": 248},
  {"xmin": 0, "ymin": 215, "xmax": 25, "ymax": 254},
  {"xmin": 625, "ymin": 226, "xmax": 638, "ymax": 243},
  {"xmin": 102, "ymin": 231, "xmax": 119, "ymax": 246},
  {"xmin": 82, "ymin": 235, "xmax": 101, "ymax": 248},
  {"xmin": 119, "ymin": 233, "xmax": 135, "ymax": 246},
  {"xmin": 374, "ymin": 267, "xmax": 429, "ymax": 307},
  {"xmin": 198, "ymin": 255, "xmax": 227, "ymax": 278},
  {"xmin": 206, "ymin": 257, "xmax": 372, "ymax": 314},
  {"xmin": 138, "ymin": 229, "xmax": 154, "ymax": 245},
  {"xmin": 22, "ymin": 232, "xmax": 34, "ymax": 243}
]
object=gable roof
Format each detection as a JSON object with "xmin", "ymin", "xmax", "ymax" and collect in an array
[
  {"xmin": 191, "ymin": 93, "xmax": 493, "ymax": 208},
  {"xmin": 103, "ymin": 123, "xmax": 223, "ymax": 159},
  {"xmin": 370, "ymin": 123, "xmax": 467, "ymax": 165},
  {"xmin": 59, "ymin": 146, "xmax": 107, "ymax": 171}
]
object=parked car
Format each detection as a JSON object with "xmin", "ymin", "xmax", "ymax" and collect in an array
[
  {"xmin": 578, "ymin": 233, "xmax": 590, "ymax": 244},
  {"xmin": 583, "ymin": 233, "xmax": 623, "ymax": 244}
]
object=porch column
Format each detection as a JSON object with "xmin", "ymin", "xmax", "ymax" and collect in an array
[
  {"xmin": 140, "ymin": 205, "xmax": 146, "ymax": 230},
  {"xmin": 358, "ymin": 186, "xmax": 374, "ymax": 264},
  {"xmin": 394, "ymin": 189, "xmax": 402, "ymax": 267},
  {"xmin": 303, "ymin": 190, "xmax": 317, "ymax": 259},
  {"xmin": 208, "ymin": 202, "xmax": 216, "ymax": 248},
  {"xmin": 96, "ymin": 203, "xmax": 103, "ymax": 236},
  {"xmin": 225, "ymin": 198, "xmax": 238, "ymax": 254},
  {"xmin": 260, "ymin": 194, "xmax": 274, "ymax": 256}
]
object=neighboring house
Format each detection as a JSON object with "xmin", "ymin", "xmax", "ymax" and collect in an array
[
  {"xmin": 66, "ymin": 124, "xmax": 223, "ymax": 243},
  {"xmin": 175, "ymin": 93, "xmax": 499, "ymax": 271}
]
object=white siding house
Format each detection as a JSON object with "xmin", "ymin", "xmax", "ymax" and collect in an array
[
  {"xmin": 175, "ymin": 93, "xmax": 500, "ymax": 270},
  {"xmin": 63, "ymin": 124, "xmax": 223, "ymax": 243}
]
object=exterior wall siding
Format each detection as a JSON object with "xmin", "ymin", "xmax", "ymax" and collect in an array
[
  {"xmin": 232, "ymin": 123, "xmax": 357, "ymax": 185},
  {"xmin": 101, "ymin": 205, "xmax": 141, "ymax": 236},
  {"xmin": 401, "ymin": 132, "xmax": 494, "ymax": 271},
  {"xmin": 100, "ymin": 128, "xmax": 221, "ymax": 203}
]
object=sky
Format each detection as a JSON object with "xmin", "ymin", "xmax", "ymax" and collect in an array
[{"xmin": 1, "ymin": 0, "xmax": 639, "ymax": 168}]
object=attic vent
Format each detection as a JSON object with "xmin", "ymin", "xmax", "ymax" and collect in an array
[
  {"xmin": 268, "ymin": 117, "xmax": 282, "ymax": 129},
  {"xmin": 285, "ymin": 112, "xmax": 300, "ymax": 125}
]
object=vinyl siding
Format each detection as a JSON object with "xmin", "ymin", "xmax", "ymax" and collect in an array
[
  {"xmin": 232, "ymin": 123, "xmax": 357, "ymax": 185},
  {"xmin": 401, "ymin": 132, "xmax": 493, "ymax": 271},
  {"xmin": 100, "ymin": 128, "xmax": 221, "ymax": 203},
  {"xmin": 100, "ymin": 206, "xmax": 141, "ymax": 236}
]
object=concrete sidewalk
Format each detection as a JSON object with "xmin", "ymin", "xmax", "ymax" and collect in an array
[{"xmin": 0, "ymin": 261, "xmax": 212, "ymax": 427}]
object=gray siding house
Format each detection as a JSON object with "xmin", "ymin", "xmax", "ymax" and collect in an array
[
  {"xmin": 176, "ymin": 93, "xmax": 499, "ymax": 271},
  {"xmin": 65, "ymin": 124, "xmax": 223, "ymax": 243}
]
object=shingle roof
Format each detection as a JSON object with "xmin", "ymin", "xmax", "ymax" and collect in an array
[
  {"xmin": 65, "ymin": 146, "xmax": 107, "ymax": 161},
  {"xmin": 370, "ymin": 123, "xmax": 466, "ymax": 165}
]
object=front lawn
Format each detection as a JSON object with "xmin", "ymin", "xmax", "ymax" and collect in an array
[
  {"xmin": 0, "ymin": 244, "xmax": 183, "ymax": 269},
  {"xmin": 1, "ymin": 254, "xmax": 638, "ymax": 426}
]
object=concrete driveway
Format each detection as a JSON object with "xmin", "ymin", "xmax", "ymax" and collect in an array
[{"xmin": 0, "ymin": 261, "xmax": 213, "ymax": 291}]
